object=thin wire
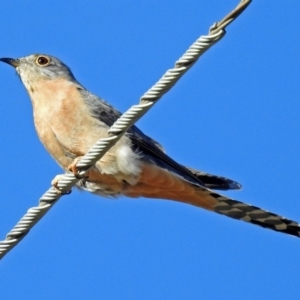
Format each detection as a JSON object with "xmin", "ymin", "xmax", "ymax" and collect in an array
[{"xmin": 0, "ymin": 0, "xmax": 251, "ymax": 260}]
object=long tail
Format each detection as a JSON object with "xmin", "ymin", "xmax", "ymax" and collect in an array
[
  {"xmin": 87, "ymin": 162, "xmax": 300, "ymax": 238},
  {"xmin": 134, "ymin": 163, "xmax": 300, "ymax": 238},
  {"xmin": 169, "ymin": 184, "xmax": 300, "ymax": 238}
]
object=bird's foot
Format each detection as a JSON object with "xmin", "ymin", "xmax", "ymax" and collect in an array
[
  {"xmin": 51, "ymin": 175, "xmax": 72, "ymax": 195},
  {"xmin": 68, "ymin": 156, "xmax": 89, "ymax": 179}
]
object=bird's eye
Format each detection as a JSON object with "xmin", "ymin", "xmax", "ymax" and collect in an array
[{"xmin": 36, "ymin": 56, "xmax": 50, "ymax": 66}]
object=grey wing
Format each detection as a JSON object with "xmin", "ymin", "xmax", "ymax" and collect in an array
[
  {"xmin": 186, "ymin": 167, "xmax": 242, "ymax": 190},
  {"xmin": 81, "ymin": 88, "xmax": 241, "ymax": 190},
  {"xmin": 128, "ymin": 125, "xmax": 242, "ymax": 190}
]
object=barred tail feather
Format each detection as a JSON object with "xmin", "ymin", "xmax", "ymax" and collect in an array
[{"xmin": 211, "ymin": 194, "xmax": 300, "ymax": 237}]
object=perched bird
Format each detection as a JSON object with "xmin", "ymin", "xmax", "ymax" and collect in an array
[{"xmin": 1, "ymin": 54, "xmax": 299, "ymax": 237}]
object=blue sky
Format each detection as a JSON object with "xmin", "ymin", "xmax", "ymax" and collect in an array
[{"xmin": 0, "ymin": 1, "xmax": 300, "ymax": 299}]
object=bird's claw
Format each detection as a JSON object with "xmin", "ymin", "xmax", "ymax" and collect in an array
[
  {"xmin": 51, "ymin": 175, "xmax": 72, "ymax": 195},
  {"xmin": 68, "ymin": 156, "xmax": 89, "ymax": 180}
]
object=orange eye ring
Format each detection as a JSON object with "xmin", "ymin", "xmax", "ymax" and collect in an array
[{"xmin": 35, "ymin": 56, "xmax": 50, "ymax": 66}]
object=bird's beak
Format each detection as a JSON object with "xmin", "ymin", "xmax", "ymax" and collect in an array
[{"xmin": 0, "ymin": 58, "xmax": 20, "ymax": 68}]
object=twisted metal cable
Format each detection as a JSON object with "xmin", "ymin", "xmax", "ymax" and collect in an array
[{"xmin": 0, "ymin": 0, "xmax": 251, "ymax": 260}]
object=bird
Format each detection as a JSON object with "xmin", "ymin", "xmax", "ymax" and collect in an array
[{"xmin": 1, "ymin": 53, "xmax": 299, "ymax": 238}]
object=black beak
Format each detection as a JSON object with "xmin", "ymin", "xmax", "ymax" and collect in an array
[{"xmin": 0, "ymin": 58, "xmax": 20, "ymax": 68}]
